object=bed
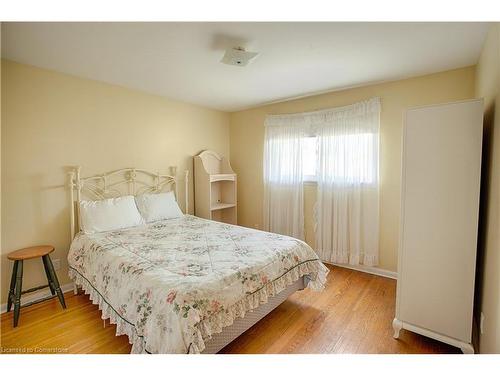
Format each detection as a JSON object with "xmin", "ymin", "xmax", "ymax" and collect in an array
[{"xmin": 67, "ymin": 166, "xmax": 328, "ymax": 354}]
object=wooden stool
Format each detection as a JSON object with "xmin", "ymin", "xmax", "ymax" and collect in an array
[{"xmin": 7, "ymin": 245, "xmax": 66, "ymax": 327}]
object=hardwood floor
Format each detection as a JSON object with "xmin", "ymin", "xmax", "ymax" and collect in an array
[{"xmin": 0, "ymin": 265, "xmax": 460, "ymax": 354}]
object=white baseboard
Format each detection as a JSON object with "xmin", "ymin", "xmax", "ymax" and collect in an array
[
  {"xmin": 0, "ymin": 282, "xmax": 74, "ymax": 314},
  {"xmin": 324, "ymin": 261, "xmax": 398, "ymax": 280}
]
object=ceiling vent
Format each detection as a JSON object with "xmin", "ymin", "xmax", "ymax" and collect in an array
[{"xmin": 221, "ymin": 47, "xmax": 258, "ymax": 67}]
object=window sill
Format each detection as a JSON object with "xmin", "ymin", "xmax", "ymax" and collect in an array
[
  {"xmin": 303, "ymin": 180, "xmax": 317, "ymax": 186},
  {"xmin": 302, "ymin": 180, "xmax": 378, "ymax": 188}
]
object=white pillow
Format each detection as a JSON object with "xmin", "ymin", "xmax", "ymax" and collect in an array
[
  {"xmin": 79, "ymin": 195, "xmax": 145, "ymax": 233},
  {"xmin": 135, "ymin": 191, "xmax": 184, "ymax": 223}
]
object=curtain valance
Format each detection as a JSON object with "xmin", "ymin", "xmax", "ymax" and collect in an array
[{"xmin": 264, "ymin": 97, "xmax": 380, "ymax": 129}]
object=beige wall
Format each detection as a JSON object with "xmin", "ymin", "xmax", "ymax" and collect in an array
[
  {"xmin": 474, "ymin": 23, "xmax": 500, "ymax": 354},
  {"xmin": 0, "ymin": 60, "xmax": 230, "ymax": 305},
  {"xmin": 230, "ymin": 67, "xmax": 476, "ymax": 272}
]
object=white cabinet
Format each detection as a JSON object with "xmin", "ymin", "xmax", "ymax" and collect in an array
[
  {"xmin": 393, "ymin": 99, "xmax": 483, "ymax": 354},
  {"xmin": 194, "ymin": 150, "xmax": 237, "ymax": 224}
]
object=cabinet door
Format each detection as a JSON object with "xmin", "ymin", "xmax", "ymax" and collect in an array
[{"xmin": 398, "ymin": 100, "xmax": 482, "ymax": 342}]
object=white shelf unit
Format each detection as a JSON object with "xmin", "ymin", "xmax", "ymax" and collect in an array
[{"xmin": 194, "ymin": 150, "xmax": 237, "ymax": 224}]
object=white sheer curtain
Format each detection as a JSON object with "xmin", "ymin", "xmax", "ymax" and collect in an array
[
  {"xmin": 263, "ymin": 118, "xmax": 306, "ymax": 240},
  {"xmin": 263, "ymin": 98, "xmax": 380, "ymax": 265},
  {"xmin": 315, "ymin": 98, "xmax": 380, "ymax": 266}
]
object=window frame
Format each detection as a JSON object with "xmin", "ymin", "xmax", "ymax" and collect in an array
[
  {"xmin": 300, "ymin": 132, "xmax": 378, "ymax": 185},
  {"xmin": 301, "ymin": 134, "xmax": 318, "ymax": 183}
]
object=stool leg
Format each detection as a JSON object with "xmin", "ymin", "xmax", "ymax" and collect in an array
[
  {"xmin": 7, "ymin": 261, "xmax": 19, "ymax": 312},
  {"xmin": 42, "ymin": 256, "xmax": 55, "ymax": 295},
  {"xmin": 13, "ymin": 260, "xmax": 23, "ymax": 327},
  {"xmin": 43, "ymin": 255, "xmax": 66, "ymax": 309}
]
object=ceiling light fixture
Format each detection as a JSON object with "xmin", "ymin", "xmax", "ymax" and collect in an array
[{"xmin": 220, "ymin": 47, "xmax": 258, "ymax": 67}]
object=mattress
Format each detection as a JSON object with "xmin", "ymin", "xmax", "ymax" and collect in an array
[{"xmin": 68, "ymin": 215, "xmax": 328, "ymax": 354}]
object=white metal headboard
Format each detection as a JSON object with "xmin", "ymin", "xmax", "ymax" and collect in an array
[{"xmin": 68, "ymin": 166, "xmax": 189, "ymax": 239}]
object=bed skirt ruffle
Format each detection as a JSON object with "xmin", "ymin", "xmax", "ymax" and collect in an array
[
  {"xmin": 69, "ymin": 260, "xmax": 328, "ymax": 354},
  {"xmin": 189, "ymin": 260, "xmax": 328, "ymax": 353},
  {"xmin": 68, "ymin": 268, "xmax": 147, "ymax": 353}
]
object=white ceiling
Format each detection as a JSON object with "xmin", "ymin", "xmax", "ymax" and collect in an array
[{"xmin": 1, "ymin": 22, "xmax": 489, "ymax": 112}]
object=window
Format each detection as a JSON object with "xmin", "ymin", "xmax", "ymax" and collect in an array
[
  {"xmin": 302, "ymin": 136, "xmax": 318, "ymax": 182},
  {"xmin": 301, "ymin": 133, "xmax": 377, "ymax": 184}
]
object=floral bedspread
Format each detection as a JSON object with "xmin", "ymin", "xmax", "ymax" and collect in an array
[{"xmin": 68, "ymin": 215, "xmax": 328, "ymax": 353}]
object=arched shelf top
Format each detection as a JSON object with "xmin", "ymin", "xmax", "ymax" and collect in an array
[
  {"xmin": 195, "ymin": 150, "xmax": 235, "ymax": 175},
  {"xmin": 197, "ymin": 150, "xmax": 222, "ymax": 161}
]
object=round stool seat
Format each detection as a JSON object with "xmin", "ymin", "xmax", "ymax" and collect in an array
[{"xmin": 7, "ymin": 245, "xmax": 55, "ymax": 261}]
